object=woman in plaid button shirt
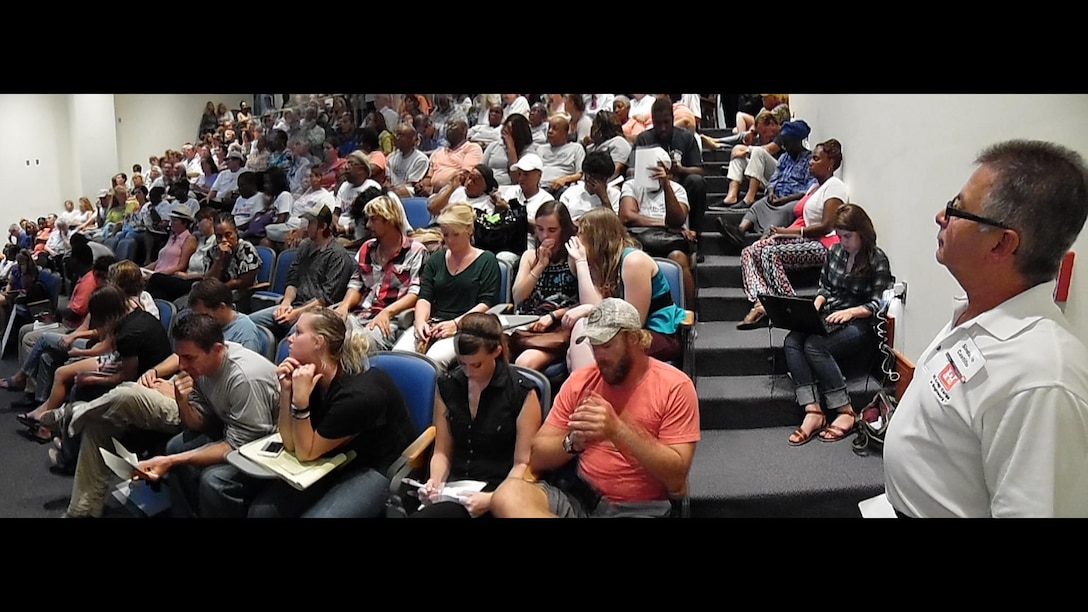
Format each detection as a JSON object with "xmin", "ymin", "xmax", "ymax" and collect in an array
[{"xmin": 784, "ymin": 204, "xmax": 893, "ymax": 446}]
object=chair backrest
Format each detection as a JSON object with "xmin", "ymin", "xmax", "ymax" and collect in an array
[
  {"xmin": 401, "ymin": 197, "xmax": 432, "ymax": 231},
  {"xmin": 653, "ymin": 257, "xmax": 685, "ymax": 310},
  {"xmin": 254, "ymin": 245, "xmax": 277, "ymax": 286},
  {"xmin": 115, "ymin": 237, "xmax": 138, "ymax": 262},
  {"xmin": 256, "ymin": 325, "xmax": 277, "ymax": 362},
  {"xmin": 276, "ymin": 337, "xmax": 290, "ymax": 363},
  {"xmin": 38, "ymin": 269, "xmax": 62, "ymax": 310},
  {"xmin": 270, "ymin": 248, "xmax": 296, "ymax": 294},
  {"xmin": 369, "ymin": 351, "xmax": 439, "ymax": 436},
  {"xmin": 155, "ymin": 299, "xmax": 177, "ymax": 336},
  {"xmin": 511, "ymin": 364, "xmax": 552, "ymax": 420},
  {"xmin": 497, "ymin": 258, "xmax": 511, "ymax": 305}
]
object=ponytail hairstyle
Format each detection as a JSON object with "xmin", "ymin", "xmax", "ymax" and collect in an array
[
  {"xmin": 305, "ymin": 307, "xmax": 372, "ymax": 375},
  {"xmin": 454, "ymin": 312, "xmax": 508, "ymax": 363}
]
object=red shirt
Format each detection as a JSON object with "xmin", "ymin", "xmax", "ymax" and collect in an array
[{"xmin": 64, "ymin": 271, "xmax": 99, "ymax": 327}]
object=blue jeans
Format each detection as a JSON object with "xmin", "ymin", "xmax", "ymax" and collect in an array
[
  {"xmin": 247, "ymin": 465, "xmax": 391, "ymax": 518},
  {"xmin": 248, "ymin": 305, "xmax": 298, "ymax": 340},
  {"xmin": 783, "ymin": 321, "xmax": 874, "ymax": 411},
  {"xmin": 164, "ymin": 429, "xmax": 256, "ymax": 518}
]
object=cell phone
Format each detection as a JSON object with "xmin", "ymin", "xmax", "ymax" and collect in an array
[{"xmin": 258, "ymin": 440, "xmax": 284, "ymax": 456}]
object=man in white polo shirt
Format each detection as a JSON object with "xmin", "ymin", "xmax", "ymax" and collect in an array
[
  {"xmin": 884, "ymin": 140, "xmax": 1088, "ymax": 518},
  {"xmin": 207, "ymin": 150, "xmax": 245, "ymax": 212}
]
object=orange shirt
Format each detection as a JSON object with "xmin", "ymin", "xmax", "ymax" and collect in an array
[
  {"xmin": 426, "ymin": 141, "xmax": 484, "ymax": 191},
  {"xmin": 546, "ymin": 359, "xmax": 700, "ymax": 503}
]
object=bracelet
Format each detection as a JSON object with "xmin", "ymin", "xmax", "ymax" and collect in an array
[
  {"xmin": 547, "ymin": 312, "xmax": 559, "ymax": 325},
  {"xmin": 290, "ymin": 403, "xmax": 310, "ymax": 419}
]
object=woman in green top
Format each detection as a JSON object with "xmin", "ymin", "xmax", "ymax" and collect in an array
[{"xmin": 392, "ymin": 203, "xmax": 501, "ymax": 373}]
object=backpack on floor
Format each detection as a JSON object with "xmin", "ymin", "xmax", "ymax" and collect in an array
[{"xmin": 852, "ymin": 389, "xmax": 897, "ymax": 457}]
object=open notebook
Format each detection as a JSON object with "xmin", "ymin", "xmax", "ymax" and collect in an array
[{"xmin": 238, "ymin": 433, "xmax": 356, "ymax": 491}]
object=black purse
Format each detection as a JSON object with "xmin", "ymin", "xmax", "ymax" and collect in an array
[
  {"xmin": 627, "ymin": 226, "xmax": 692, "ymax": 256},
  {"xmin": 474, "ymin": 200, "xmax": 527, "ymax": 254}
]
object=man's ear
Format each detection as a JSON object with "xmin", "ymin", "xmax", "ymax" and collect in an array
[{"xmin": 991, "ymin": 228, "xmax": 1021, "ymax": 259}]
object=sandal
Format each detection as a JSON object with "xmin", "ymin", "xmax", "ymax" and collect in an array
[
  {"xmin": 819, "ymin": 408, "xmax": 857, "ymax": 443},
  {"xmin": 788, "ymin": 409, "xmax": 827, "ymax": 447},
  {"xmin": 16, "ymin": 413, "xmax": 40, "ymax": 429},
  {"xmin": 18, "ymin": 425, "xmax": 54, "ymax": 445},
  {"xmin": 0, "ymin": 375, "xmax": 25, "ymax": 392},
  {"xmin": 736, "ymin": 304, "xmax": 769, "ymax": 330}
]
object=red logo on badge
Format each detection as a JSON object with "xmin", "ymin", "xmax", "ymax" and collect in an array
[{"xmin": 939, "ymin": 364, "xmax": 960, "ymax": 391}]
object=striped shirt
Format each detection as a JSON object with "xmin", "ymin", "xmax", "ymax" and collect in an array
[{"xmin": 348, "ymin": 235, "xmax": 427, "ymax": 318}]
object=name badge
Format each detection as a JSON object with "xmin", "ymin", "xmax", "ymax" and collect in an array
[{"xmin": 949, "ymin": 338, "xmax": 985, "ymax": 382}]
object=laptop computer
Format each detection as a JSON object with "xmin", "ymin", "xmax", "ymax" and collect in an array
[{"xmin": 757, "ymin": 294, "xmax": 833, "ymax": 335}]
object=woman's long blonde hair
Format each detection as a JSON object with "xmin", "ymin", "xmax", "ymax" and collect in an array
[
  {"xmin": 305, "ymin": 308, "xmax": 372, "ymax": 375},
  {"xmin": 578, "ymin": 208, "xmax": 638, "ymax": 298}
]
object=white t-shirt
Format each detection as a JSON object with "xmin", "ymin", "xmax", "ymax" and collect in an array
[
  {"xmin": 232, "ymin": 193, "xmax": 268, "ymax": 227},
  {"xmin": 560, "ymin": 181, "xmax": 623, "ymax": 220},
  {"xmin": 801, "ymin": 176, "xmax": 848, "ymax": 237},
  {"xmin": 582, "ymin": 94, "xmax": 615, "ymax": 117},
  {"xmin": 620, "ymin": 180, "xmax": 690, "ymax": 227},
  {"xmin": 290, "ymin": 187, "xmax": 336, "ymax": 222},
  {"xmin": 210, "ymin": 168, "xmax": 242, "ymax": 201},
  {"xmin": 503, "ymin": 96, "xmax": 530, "ymax": 119}
]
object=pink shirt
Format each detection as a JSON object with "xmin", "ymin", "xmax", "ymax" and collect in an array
[
  {"xmin": 426, "ymin": 141, "xmax": 483, "ymax": 191},
  {"xmin": 155, "ymin": 229, "xmax": 193, "ymax": 273}
]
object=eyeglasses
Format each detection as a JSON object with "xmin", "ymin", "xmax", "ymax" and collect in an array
[{"xmin": 944, "ymin": 199, "xmax": 1014, "ymax": 230}]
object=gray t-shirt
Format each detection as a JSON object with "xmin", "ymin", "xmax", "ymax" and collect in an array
[
  {"xmin": 538, "ymin": 142, "xmax": 586, "ymax": 186},
  {"xmin": 190, "ymin": 342, "xmax": 279, "ymax": 450}
]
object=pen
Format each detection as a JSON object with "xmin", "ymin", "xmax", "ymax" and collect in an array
[{"xmin": 945, "ymin": 352, "xmax": 966, "ymax": 383}]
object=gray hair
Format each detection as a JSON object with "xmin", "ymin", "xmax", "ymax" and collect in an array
[{"xmin": 977, "ymin": 139, "xmax": 1088, "ymax": 286}]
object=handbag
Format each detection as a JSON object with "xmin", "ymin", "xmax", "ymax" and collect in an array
[
  {"xmin": 508, "ymin": 326, "xmax": 572, "ymax": 357},
  {"xmin": 627, "ymin": 226, "xmax": 691, "ymax": 256},
  {"xmin": 474, "ymin": 200, "xmax": 527, "ymax": 254},
  {"xmin": 852, "ymin": 389, "xmax": 897, "ymax": 457}
]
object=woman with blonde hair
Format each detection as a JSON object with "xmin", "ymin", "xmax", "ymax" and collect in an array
[
  {"xmin": 74, "ymin": 197, "xmax": 97, "ymax": 234},
  {"xmin": 392, "ymin": 203, "xmax": 502, "ymax": 373},
  {"xmin": 247, "ymin": 308, "xmax": 416, "ymax": 518},
  {"xmin": 563, "ymin": 207, "xmax": 686, "ymax": 370}
]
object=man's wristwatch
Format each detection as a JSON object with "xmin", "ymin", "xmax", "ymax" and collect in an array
[{"xmin": 563, "ymin": 432, "xmax": 583, "ymax": 455}]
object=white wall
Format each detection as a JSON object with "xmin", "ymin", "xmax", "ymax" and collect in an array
[
  {"xmin": 115, "ymin": 94, "xmax": 251, "ymax": 173},
  {"xmin": 0, "ymin": 94, "xmax": 73, "ymax": 222},
  {"xmin": 71, "ymin": 94, "xmax": 119, "ymax": 200},
  {"xmin": 791, "ymin": 94, "xmax": 1088, "ymax": 361}
]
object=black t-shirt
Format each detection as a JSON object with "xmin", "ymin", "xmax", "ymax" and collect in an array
[
  {"xmin": 629, "ymin": 126, "xmax": 704, "ymax": 171},
  {"xmin": 309, "ymin": 367, "xmax": 416, "ymax": 474},
  {"xmin": 114, "ymin": 309, "xmax": 173, "ymax": 376}
]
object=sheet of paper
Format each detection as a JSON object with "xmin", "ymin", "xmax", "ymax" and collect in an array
[
  {"xmin": 633, "ymin": 148, "xmax": 658, "ymax": 190},
  {"xmin": 858, "ymin": 492, "xmax": 897, "ymax": 518}
]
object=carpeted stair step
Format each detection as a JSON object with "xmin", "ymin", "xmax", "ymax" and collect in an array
[
  {"xmin": 694, "ymin": 322, "xmax": 791, "ymax": 376},
  {"xmin": 697, "ymin": 286, "xmax": 820, "ymax": 322},
  {"xmin": 696, "ymin": 373, "xmax": 887, "ymax": 431},
  {"xmin": 689, "ymin": 427, "xmax": 885, "ymax": 517}
]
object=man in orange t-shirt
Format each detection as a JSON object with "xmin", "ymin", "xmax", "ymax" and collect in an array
[{"xmin": 491, "ymin": 298, "xmax": 700, "ymax": 517}]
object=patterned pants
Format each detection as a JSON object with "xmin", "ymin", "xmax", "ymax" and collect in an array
[{"xmin": 740, "ymin": 236, "xmax": 827, "ymax": 303}]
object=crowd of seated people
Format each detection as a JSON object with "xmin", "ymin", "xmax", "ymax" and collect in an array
[{"xmin": 0, "ymin": 93, "xmax": 902, "ymax": 519}]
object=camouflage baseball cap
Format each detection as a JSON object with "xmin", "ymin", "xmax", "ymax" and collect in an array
[{"xmin": 576, "ymin": 298, "xmax": 643, "ymax": 346}]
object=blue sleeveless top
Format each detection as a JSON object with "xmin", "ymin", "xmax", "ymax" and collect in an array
[{"xmin": 619, "ymin": 247, "xmax": 685, "ymax": 336}]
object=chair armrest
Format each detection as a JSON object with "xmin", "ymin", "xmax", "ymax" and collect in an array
[
  {"xmin": 402, "ymin": 426, "xmax": 436, "ymax": 471},
  {"xmin": 248, "ymin": 282, "xmax": 271, "ymax": 292}
]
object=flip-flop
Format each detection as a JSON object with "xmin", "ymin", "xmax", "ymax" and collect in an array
[
  {"xmin": 15, "ymin": 413, "xmax": 40, "ymax": 429},
  {"xmin": 0, "ymin": 376, "xmax": 25, "ymax": 392},
  {"xmin": 17, "ymin": 426, "xmax": 53, "ymax": 445}
]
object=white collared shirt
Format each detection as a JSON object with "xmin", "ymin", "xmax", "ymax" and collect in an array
[{"xmin": 884, "ymin": 281, "xmax": 1088, "ymax": 517}]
